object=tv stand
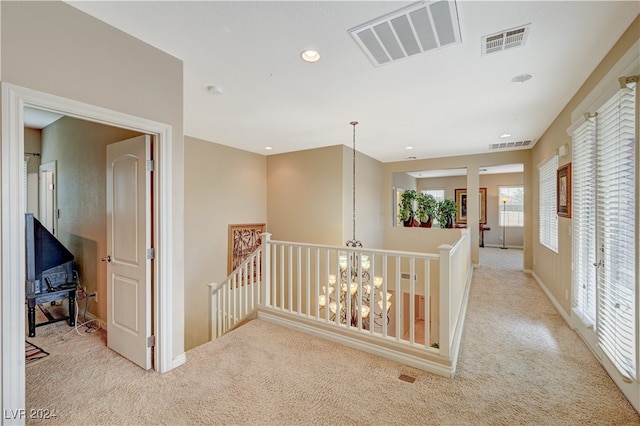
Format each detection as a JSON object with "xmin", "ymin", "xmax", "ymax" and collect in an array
[{"xmin": 27, "ymin": 288, "xmax": 76, "ymax": 337}]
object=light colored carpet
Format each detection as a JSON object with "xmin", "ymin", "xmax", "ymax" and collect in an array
[{"xmin": 26, "ymin": 248, "xmax": 640, "ymax": 425}]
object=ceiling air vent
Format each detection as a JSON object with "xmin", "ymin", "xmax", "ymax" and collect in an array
[
  {"xmin": 490, "ymin": 140, "xmax": 533, "ymax": 150},
  {"xmin": 349, "ymin": 0, "xmax": 461, "ymax": 67},
  {"xmin": 482, "ymin": 24, "xmax": 530, "ymax": 55}
]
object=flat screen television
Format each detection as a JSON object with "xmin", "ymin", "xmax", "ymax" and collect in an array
[{"xmin": 25, "ymin": 213, "xmax": 76, "ymax": 297}]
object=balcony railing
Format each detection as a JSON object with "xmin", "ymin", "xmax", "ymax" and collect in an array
[{"xmin": 209, "ymin": 229, "xmax": 472, "ymax": 378}]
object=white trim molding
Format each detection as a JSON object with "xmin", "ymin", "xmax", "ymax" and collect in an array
[{"xmin": 1, "ymin": 83, "xmax": 179, "ymax": 420}]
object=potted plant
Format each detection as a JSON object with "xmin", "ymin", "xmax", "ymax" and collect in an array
[
  {"xmin": 398, "ymin": 189, "xmax": 418, "ymax": 227},
  {"xmin": 436, "ymin": 199, "xmax": 458, "ymax": 228},
  {"xmin": 416, "ymin": 193, "xmax": 436, "ymax": 228}
]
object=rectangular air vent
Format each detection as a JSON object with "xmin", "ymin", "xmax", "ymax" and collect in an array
[
  {"xmin": 349, "ymin": 0, "xmax": 461, "ymax": 67},
  {"xmin": 482, "ymin": 24, "xmax": 530, "ymax": 55},
  {"xmin": 490, "ymin": 140, "xmax": 533, "ymax": 150}
]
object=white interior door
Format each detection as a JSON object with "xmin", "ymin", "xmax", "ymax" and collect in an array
[{"xmin": 106, "ymin": 135, "xmax": 152, "ymax": 370}]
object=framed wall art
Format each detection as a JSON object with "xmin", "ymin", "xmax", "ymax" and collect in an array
[
  {"xmin": 454, "ymin": 188, "xmax": 487, "ymax": 224},
  {"xmin": 228, "ymin": 223, "xmax": 266, "ymax": 275},
  {"xmin": 557, "ymin": 163, "xmax": 571, "ymax": 218}
]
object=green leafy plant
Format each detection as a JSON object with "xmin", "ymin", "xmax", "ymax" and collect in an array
[
  {"xmin": 416, "ymin": 193, "xmax": 436, "ymax": 227},
  {"xmin": 398, "ymin": 189, "xmax": 418, "ymax": 226},
  {"xmin": 436, "ymin": 199, "xmax": 457, "ymax": 228}
]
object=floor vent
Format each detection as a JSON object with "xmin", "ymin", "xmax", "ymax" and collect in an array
[
  {"xmin": 349, "ymin": 0, "xmax": 461, "ymax": 67},
  {"xmin": 482, "ymin": 24, "xmax": 530, "ymax": 55},
  {"xmin": 489, "ymin": 140, "xmax": 533, "ymax": 150},
  {"xmin": 398, "ymin": 374, "xmax": 416, "ymax": 383}
]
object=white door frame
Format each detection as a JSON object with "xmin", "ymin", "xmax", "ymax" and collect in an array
[
  {"xmin": 1, "ymin": 82, "xmax": 177, "ymax": 418},
  {"xmin": 39, "ymin": 160, "xmax": 57, "ymax": 234}
]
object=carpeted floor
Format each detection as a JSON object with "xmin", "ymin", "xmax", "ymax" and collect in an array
[{"xmin": 25, "ymin": 248, "xmax": 640, "ymax": 425}]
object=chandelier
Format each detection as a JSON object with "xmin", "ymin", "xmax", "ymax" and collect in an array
[{"xmin": 318, "ymin": 121, "xmax": 391, "ymax": 328}]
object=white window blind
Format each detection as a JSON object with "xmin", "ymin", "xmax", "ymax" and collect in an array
[
  {"xmin": 539, "ymin": 155, "xmax": 558, "ymax": 252},
  {"xmin": 572, "ymin": 119, "xmax": 596, "ymax": 326},
  {"xmin": 595, "ymin": 84, "xmax": 636, "ymax": 380},
  {"xmin": 498, "ymin": 186, "xmax": 524, "ymax": 227}
]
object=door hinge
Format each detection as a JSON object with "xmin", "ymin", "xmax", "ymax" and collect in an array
[
  {"xmin": 147, "ymin": 160, "xmax": 154, "ymax": 172},
  {"xmin": 147, "ymin": 335, "xmax": 155, "ymax": 348},
  {"xmin": 147, "ymin": 248, "xmax": 155, "ymax": 260}
]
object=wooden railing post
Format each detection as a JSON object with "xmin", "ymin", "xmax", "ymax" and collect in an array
[
  {"xmin": 438, "ymin": 244, "xmax": 452, "ymax": 359},
  {"xmin": 261, "ymin": 233, "xmax": 272, "ymax": 307}
]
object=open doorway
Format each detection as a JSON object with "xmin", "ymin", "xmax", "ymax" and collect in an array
[
  {"xmin": 478, "ymin": 163, "xmax": 524, "ymax": 270},
  {"xmin": 23, "ymin": 109, "xmax": 145, "ymax": 340},
  {"xmin": 2, "ymin": 83, "xmax": 179, "ymax": 415}
]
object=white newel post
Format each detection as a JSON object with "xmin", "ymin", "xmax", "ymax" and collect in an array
[
  {"xmin": 438, "ymin": 244, "xmax": 452, "ymax": 359},
  {"xmin": 208, "ymin": 282, "xmax": 221, "ymax": 340},
  {"xmin": 261, "ymin": 233, "xmax": 272, "ymax": 308}
]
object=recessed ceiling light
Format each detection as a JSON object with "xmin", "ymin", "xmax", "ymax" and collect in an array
[
  {"xmin": 265, "ymin": 146, "xmax": 273, "ymax": 150},
  {"xmin": 301, "ymin": 49, "xmax": 320, "ymax": 63},
  {"xmin": 511, "ymin": 73, "xmax": 533, "ymax": 83},
  {"xmin": 405, "ymin": 146, "xmax": 414, "ymax": 150},
  {"xmin": 500, "ymin": 133, "xmax": 511, "ymax": 138}
]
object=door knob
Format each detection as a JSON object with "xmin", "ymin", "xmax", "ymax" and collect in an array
[{"xmin": 101, "ymin": 255, "xmax": 112, "ymax": 263}]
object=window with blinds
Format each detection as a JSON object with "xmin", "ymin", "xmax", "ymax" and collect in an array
[
  {"xmin": 539, "ymin": 155, "xmax": 558, "ymax": 252},
  {"xmin": 572, "ymin": 119, "xmax": 596, "ymax": 326},
  {"xmin": 499, "ymin": 186, "xmax": 524, "ymax": 227},
  {"xmin": 595, "ymin": 84, "xmax": 636, "ymax": 380}
]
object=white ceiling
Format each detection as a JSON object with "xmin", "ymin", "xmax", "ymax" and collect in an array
[
  {"xmin": 24, "ymin": 107, "xmax": 63, "ymax": 129},
  {"xmin": 66, "ymin": 1, "xmax": 639, "ymax": 163}
]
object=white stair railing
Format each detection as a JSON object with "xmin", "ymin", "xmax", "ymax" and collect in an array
[
  {"xmin": 208, "ymin": 247, "xmax": 262, "ymax": 339},
  {"xmin": 210, "ymin": 230, "xmax": 472, "ymax": 377}
]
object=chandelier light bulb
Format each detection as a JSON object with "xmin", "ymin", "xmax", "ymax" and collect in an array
[
  {"xmin": 373, "ymin": 276, "xmax": 383, "ymax": 288},
  {"xmin": 361, "ymin": 255, "xmax": 370, "ymax": 271},
  {"xmin": 318, "ymin": 294, "xmax": 327, "ymax": 307},
  {"xmin": 339, "ymin": 255, "xmax": 348, "ymax": 270},
  {"xmin": 360, "ymin": 305, "xmax": 371, "ymax": 318}
]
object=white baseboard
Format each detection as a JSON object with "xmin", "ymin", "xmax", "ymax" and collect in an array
[
  {"xmin": 527, "ymin": 270, "xmax": 572, "ymax": 327},
  {"xmin": 482, "ymin": 244, "xmax": 524, "ymax": 249},
  {"xmin": 172, "ymin": 353, "xmax": 187, "ymax": 369}
]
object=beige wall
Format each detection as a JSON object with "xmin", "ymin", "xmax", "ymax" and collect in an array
[
  {"xmin": 24, "ymin": 128, "xmax": 42, "ymax": 174},
  {"xmin": 1, "ymin": 1, "xmax": 185, "ymax": 359},
  {"xmin": 268, "ymin": 145, "xmax": 344, "ymax": 245},
  {"xmin": 40, "ymin": 116, "xmax": 142, "ymax": 322},
  {"xmin": 530, "ymin": 15, "xmax": 640, "ymax": 315},
  {"xmin": 267, "ymin": 144, "xmax": 384, "ymax": 249},
  {"xmin": 25, "ymin": 128, "xmax": 42, "ymax": 214},
  {"xmin": 344, "ymin": 146, "xmax": 384, "ymax": 248},
  {"xmin": 184, "ymin": 136, "xmax": 267, "ymax": 350}
]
